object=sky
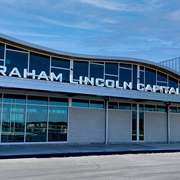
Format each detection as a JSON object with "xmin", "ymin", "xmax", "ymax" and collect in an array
[{"xmin": 0, "ymin": 0, "xmax": 180, "ymax": 62}]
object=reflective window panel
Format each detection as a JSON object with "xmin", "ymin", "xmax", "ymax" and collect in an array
[
  {"xmin": 6, "ymin": 45, "xmax": 28, "ymax": 52},
  {"xmin": 145, "ymin": 105, "xmax": 155, "ymax": 111},
  {"xmin": 73, "ymin": 61, "xmax": 88, "ymax": 79},
  {"xmin": 90, "ymin": 100, "xmax": 104, "ymax": 109},
  {"xmin": 139, "ymin": 111, "xmax": 144, "ymax": 141},
  {"xmin": 3, "ymin": 94, "xmax": 26, "ymax": 104},
  {"xmin": 28, "ymin": 96, "xmax": 48, "ymax": 105},
  {"xmin": 119, "ymin": 103, "xmax": 131, "ymax": 110},
  {"xmin": 1, "ymin": 104, "xmax": 25, "ymax": 142},
  {"xmin": 120, "ymin": 63, "xmax": 132, "ymax": 69},
  {"xmin": 51, "ymin": 68, "xmax": 69, "ymax": 82},
  {"xmin": 108, "ymin": 102, "xmax": 118, "ymax": 109},
  {"xmin": 51, "ymin": 57, "xmax": 70, "ymax": 69},
  {"xmin": 157, "ymin": 71, "xmax": 167, "ymax": 82},
  {"xmin": 49, "ymin": 97, "xmax": 68, "ymax": 106},
  {"xmin": 29, "ymin": 52, "xmax": 50, "ymax": 75},
  {"xmin": 132, "ymin": 111, "xmax": 137, "ymax": 141},
  {"xmin": 48, "ymin": 106, "xmax": 68, "ymax": 141},
  {"xmin": 90, "ymin": 63, "xmax": 104, "ymax": 79},
  {"xmin": 133, "ymin": 65, "xmax": 137, "ymax": 89},
  {"xmin": 105, "ymin": 63, "xmax": 118, "ymax": 75},
  {"xmin": 156, "ymin": 106, "xmax": 166, "ymax": 112},
  {"xmin": 119, "ymin": 68, "xmax": 131, "ymax": 87},
  {"xmin": 169, "ymin": 107, "xmax": 177, "ymax": 113},
  {"xmin": 72, "ymin": 99, "xmax": 89, "ymax": 108},
  {"xmin": 26, "ymin": 105, "xmax": 48, "ymax": 142},
  {"xmin": 169, "ymin": 77, "xmax": 178, "ymax": 88},
  {"xmin": 105, "ymin": 75, "xmax": 118, "ymax": 82},
  {"xmin": 145, "ymin": 68, "xmax": 156, "ymax": 86},
  {"xmin": 0, "ymin": 43, "xmax": 5, "ymax": 59},
  {"xmin": 5, "ymin": 50, "xmax": 28, "ymax": 76}
]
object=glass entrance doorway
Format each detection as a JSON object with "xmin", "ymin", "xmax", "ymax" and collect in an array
[{"xmin": 132, "ymin": 104, "xmax": 144, "ymax": 141}]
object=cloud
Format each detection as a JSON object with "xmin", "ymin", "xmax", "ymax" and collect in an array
[
  {"xmin": 168, "ymin": 9, "xmax": 180, "ymax": 21},
  {"xmin": 79, "ymin": 0, "xmax": 121, "ymax": 11},
  {"xmin": 36, "ymin": 15, "xmax": 99, "ymax": 30},
  {"xmin": 79, "ymin": 0, "xmax": 163, "ymax": 12},
  {"xmin": 0, "ymin": 29, "xmax": 60, "ymax": 38}
]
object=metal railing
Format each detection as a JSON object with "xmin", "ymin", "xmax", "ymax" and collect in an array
[{"xmin": 159, "ymin": 57, "xmax": 180, "ymax": 73}]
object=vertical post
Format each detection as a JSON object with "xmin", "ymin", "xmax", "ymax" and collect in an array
[
  {"xmin": 167, "ymin": 104, "xmax": 170, "ymax": 143},
  {"xmin": 137, "ymin": 103, "xmax": 139, "ymax": 141},
  {"xmin": 105, "ymin": 98, "xmax": 109, "ymax": 145}
]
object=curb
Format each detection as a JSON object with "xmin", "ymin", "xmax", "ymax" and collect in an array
[{"xmin": 1, "ymin": 149, "xmax": 180, "ymax": 159}]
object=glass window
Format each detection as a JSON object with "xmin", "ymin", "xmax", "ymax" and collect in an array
[
  {"xmin": 1, "ymin": 104, "xmax": 25, "ymax": 143},
  {"xmin": 139, "ymin": 112, "xmax": 144, "ymax": 141},
  {"xmin": 169, "ymin": 77, "xmax": 178, "ymax": 88},
  {"xmin": 156, "ymin": 106, "xmax": 166, "ymax": 112},
  {"xmin": 51, "ymin": 68, "xmax": 69, "ymax": 82},
  {"xmin": 73, "ymin": 61, "xmax": 89, "ymax": 79},
  {"xmin": 26, "ymin": 105, "xmax": 48, "ymax": 142},
  {"xmin": 49, "ymin": 97, "xmax": 68, "ymax": 106},
  {"xmin": 105, "ymin": 63, "xmax": 118, "ymax": 75},
  {"xmin": 157, "ymin": 82, "xmax": 168, "ymax": 86},
  {"xmin": 139, "ymin": 104, "xmax": 144, "ymax": 111},
  {"xmin": 120, "ymin": 63, "xmax": 131, "ymax": 69},
  {"xmin": 51, "ymin": 57, "xmax": 70, "ymax": 69},
  {"xmin": 132, "ymin": 111, "xmax": 137, "ymax": 141},
  {"xmin": 72, "ymin": 99, "xmax": 89, "ymax": 108},
  {"xmin": 169, "ymin": 107, "xmax": 177, "ymax": 113},
  {"xmin": 0, "ymin": 93, "xmax": 2, "ymax": 103},
  {"xmin": 132, "ymin": 104, "xmax": 137, "ymax": 110},
  {"xmin": 4, "ymin": 94, "xmax": 26, "ymax": 104},
  {"xmin": 48, "ymin": 106, "xmax": 68, "ymax": 141},
  {"xmin": 5, "ymin": 50, "xmax": 28, "ymax": 76},
  {"xmin": 0, "ymin": 43, "xmax": 5, "ymax": 59},
  {"xmin": 6, "ymin": 45, "xmax": 27, "ymax": 52},
  {"xmin": 157, "ymin": 71, "xmax": 167, "ymax": 82},
  {"xmin": 0, "ymin": 60, "xmax": 4, "ymax": 66},
  {"xmin": 90, "ymin": 63, "xmax": 104, "ymax": 79},
  {"xmin": 90, "ymin": 100, "xmax": 104, "ymax": 109},
  {"xmin": 108, "ymin": 102, "xmax": 118, "ymax": 109},
  {"xmin": 145, "ymin": 68, "xmax": 156, "ymax": 86},
  {"xmin": 145, "ymin": 105, "xmax": 155, "ymax": 111},
  {"xmin": 140, "ymin": 71, "xmax": 144, "ymax": 83},
  {"xmin": 29, "ymin": 52, "xmax": 50, "ymax": 75},
  {"xmin": 119, "ymin": 103, "xmax": 131, "ymax": 110},
  {"xmin": 27, "ymin": 96, "xmax": 48, "ymax": 105},
  {"xmin": 105, "ymin": 75, "xmax": 118, "ymax": 82},
  {"xmin": 140, "ymin": 66, "xmax": 144, "ymax": 71},
  {"xmin": 119, "ymin": 68, "xmax": 131, "ymax": 86},
  {"xmin": 133, "ymin": 65, "xmax": 137, "ymax": 89}
]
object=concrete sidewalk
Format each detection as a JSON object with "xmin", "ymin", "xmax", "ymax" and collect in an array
[{"xmin": 1, "ymin": 143, "xmax": 180, "ymax": 159}]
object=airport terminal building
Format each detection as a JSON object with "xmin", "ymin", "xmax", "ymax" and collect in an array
[{"xmin": 0, "ymin": 33, "xmax": 180, "ymax": 145}]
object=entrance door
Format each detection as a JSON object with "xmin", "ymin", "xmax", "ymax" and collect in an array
[{"xmin": 132, "ymin": 104, "xmax": 144, "ymax": 141}]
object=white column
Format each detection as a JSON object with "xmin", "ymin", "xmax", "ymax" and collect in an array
[
  {"xmin": 105, "ymin": 100, "xmax": 109, "ymax": 145},
  {"xmin": 137, "ymin": 103, "xmax": 139, "ymax": 141},
  {"xmin": 167, "ymin": 104, "xmax": 170, "ymax": 143}
]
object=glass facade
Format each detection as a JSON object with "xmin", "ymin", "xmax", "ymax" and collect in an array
[
  {"xmin": 0, "ymin": 42, "xmax": 179, "ymax": 91},
  {"xmin": 1, "ymin": 39, "xmax": 180, "ymax": 145},
  {"xmin": 0, "ymin": 94, "xmax": 68, "ymax": 143}
]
